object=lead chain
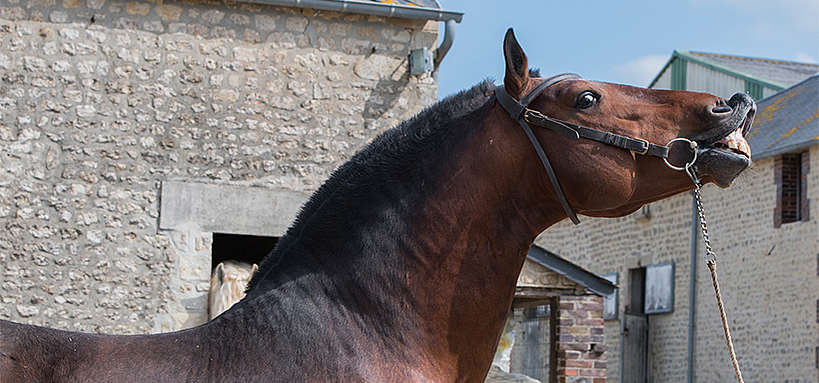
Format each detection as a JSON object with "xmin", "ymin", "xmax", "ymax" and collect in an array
[
  {"xmin": 685, "ymin": 165, "xmax": 745, "ymax": 383},
  {"xmin": 691, "ymin": 178, "xmax": 717, "ymax": 265}
]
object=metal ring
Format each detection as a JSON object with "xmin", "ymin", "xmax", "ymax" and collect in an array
[{"xmin": 663, "ymin": 138, "xmax": 698, "ymax": 171}]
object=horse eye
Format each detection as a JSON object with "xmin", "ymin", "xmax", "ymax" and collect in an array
[{"xmin": 576, "ymin": 92, "xmax": 598, "ymax": 109}]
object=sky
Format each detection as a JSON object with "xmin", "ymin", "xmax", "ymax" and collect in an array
[{"xmin": 435, "ymin": 0, "xmax": 819, "ymax": 98}]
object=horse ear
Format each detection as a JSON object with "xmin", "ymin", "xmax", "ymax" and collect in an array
[
  {"xmin": 503, "ymin": 28, "xmax": 530, "ymax": 97},
  {"xmin": 215, "ymin": 262, "xmax": 225, "ymax": 283}
]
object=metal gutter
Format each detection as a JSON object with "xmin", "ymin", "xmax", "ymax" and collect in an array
[
  {"xmin": 686, "ymin": 192, "xmax": 698, "ymax": 383},
  {"xmin": 243, "ymin": 0, "xmax": 463, "ymax": 22},
  {"xmin": 526, "ymin": 245, "xmax": 616, "ymax": 297}
]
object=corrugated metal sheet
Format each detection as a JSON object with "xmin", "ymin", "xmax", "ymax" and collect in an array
[
  {"xmin": 747, "ymin": 74, "xmax": 818, "ymax": 159},
  {"xmin": 689, "ymin": 51, "xmax": 819, "ymax": 88},
  {"xmin": 686, "ymin": 61, "xmax": 745, "ymax": 98},
  {"xmin": 653, "ymin": 68, "xmax": 671, "ymax": 89}
]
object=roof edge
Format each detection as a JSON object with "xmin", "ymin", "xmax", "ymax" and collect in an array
[
  {"xmin": 752, "ymin": 139, "xmax": 818, "ymax": 160},
  {"xmin": 676, "ymin": 50, "xmax": 787, "ymax": 90},
  {"xmin": 526, "ymin": 245, "xmax": 616, "ymax": 297},
  {"xmin": 647, "ymin": 52, "xmax": 677, "ymax": 88},
  {"xmin": 242, "ymin": 0, "xmax": 464, "ymax": 22}
]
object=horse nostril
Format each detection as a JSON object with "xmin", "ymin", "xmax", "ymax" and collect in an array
[{"xmin": 712, "ymin": 105, "xmax": 732, "ymax": 114}]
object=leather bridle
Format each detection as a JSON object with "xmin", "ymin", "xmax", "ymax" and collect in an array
[{"xmin": 495, "ymin": 73, "xmax": 697, "ymax": 224}]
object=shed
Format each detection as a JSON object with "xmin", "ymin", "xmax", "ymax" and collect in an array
[
  {"xmin": 487, "ymin": 245, "xmax": 616, "ymax": 383},
  {"xmin": 649, "ymin": 50, "xmax": 819, "ymax": 99}
]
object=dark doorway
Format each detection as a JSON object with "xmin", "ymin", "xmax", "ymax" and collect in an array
[
  {"xmin": 622, "ymin": 267, "xmax": 648, "ymax": 383},
  {"xmin": 211, "ymin": 233, "xmax": 278, "ymax": 269}
]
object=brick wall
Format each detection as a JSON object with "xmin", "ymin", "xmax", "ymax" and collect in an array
[
  {"xmin": 556, "ymin": 296, "xmax": 607, "ymax": 383},
  {"xmin": 536, "ymin": 145, "xmax": 819, "ymax": 382},
  {"xmin": 0, "ymin": 0, "xmax": 438, "ymax": 334}
]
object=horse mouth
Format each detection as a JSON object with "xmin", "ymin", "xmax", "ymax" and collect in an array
[
  {"xmin": 709, "ymin": 111, "xmax": 753, "ymax": 159},
  {"xmin": 694, "ymin": 93, "xmax": 756, "ymax": 187}
]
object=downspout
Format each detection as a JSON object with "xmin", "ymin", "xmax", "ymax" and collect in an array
[
  {"xmin": 433, "ymin": 19, "xmax": 456, "ymax": 70},
  {"xmin": 687, "ymin": 191, "xmax": 698, "ymax": 383}
]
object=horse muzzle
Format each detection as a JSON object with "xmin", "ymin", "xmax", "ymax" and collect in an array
[{"xmin": 689, "ymin": 93, "xmax": 756, "ymax": 187}]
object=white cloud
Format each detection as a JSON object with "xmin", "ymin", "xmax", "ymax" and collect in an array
[
  {"xmin": 794, "ymin": 52, "xmax": 817, "ymax": 63},
  {"xmin": 613, "ymin": 55, "xmax": 670, "ymax": 87}
]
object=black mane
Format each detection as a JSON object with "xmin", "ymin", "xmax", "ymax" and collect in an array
[{"xmin": 245, "ymin": 80, "xmax": 497, "ymax": 294}]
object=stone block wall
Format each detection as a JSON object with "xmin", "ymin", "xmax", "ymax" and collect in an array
[
  {"xmin": 0, "ymin": 0, "xmax": 438, "ymax": 334},
  {"xmin": 555, "ymin": 296, "xmax": 607, "ymax": 383},
  {"xmin": 536, "ymin": 145, "xmax": 819, "ymax": 382}
]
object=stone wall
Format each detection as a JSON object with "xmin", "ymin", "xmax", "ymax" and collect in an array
[
  {"xmin": 0, "ymin": 0, "xmax": 438, "ymax": 334},
  {"xmin": 536, "ymin": 145, "xmax": 819, "ymax": 382}
]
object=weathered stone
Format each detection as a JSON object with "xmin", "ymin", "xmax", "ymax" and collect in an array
[
  {"xmin": 124, "ymin": 2, "xmax": 150, "ymax": 16},
  {"xmin": 254, "ymin": 14, "xmax": 275, "ymax": 31},
  {"xmin": 16, "ymin": 304, "xmax": 39, "ymax": 317},
  {"xmin": 156, "ymin": 5, "xmax": 182, "ymax": 21},
  {"xmin": 62, "ymin": 0, "xmax": 83, "ymax": 9}
]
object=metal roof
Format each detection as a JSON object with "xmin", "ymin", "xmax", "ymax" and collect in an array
[
  {"xmin": 526, "ymin": 245, "xmax": 616, "ymax": 297},
  {"xmin": 747, "ymin": 74, "xmax": 819, "ymax": 159},
  {"xmin": 688, "ymin": 51, "xmax": 819, "ymax": 89},
  {"xmin": 649, "ymin": 50, "xmax": 819, "ymax": 90}
]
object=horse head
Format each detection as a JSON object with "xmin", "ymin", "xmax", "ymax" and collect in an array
[{"xmin": 501, "ymin": 29, "xmax": 755, "ymax": 220}]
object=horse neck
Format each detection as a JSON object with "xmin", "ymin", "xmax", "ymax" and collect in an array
[
  {"xmin": 236, "ymin": 103, "xmax": 567, "ymax": 378},
  {"xmin": 391, "ymin": 107, "xmax": 566, "ymax": 376}
]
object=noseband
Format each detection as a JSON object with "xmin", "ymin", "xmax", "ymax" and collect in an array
[{"xmin": 496, "ymin": 73, "xmax": 697, "ymax": 224}]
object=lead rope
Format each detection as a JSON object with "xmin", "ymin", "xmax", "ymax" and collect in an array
[{"xmin": 686, "ymin": 165, "xmax": 745, "ymax": 383}]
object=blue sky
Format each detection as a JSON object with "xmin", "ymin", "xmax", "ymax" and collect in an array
[{"xmin": 435, "ymin": 0, "xmax": 819, "ymax": 98}]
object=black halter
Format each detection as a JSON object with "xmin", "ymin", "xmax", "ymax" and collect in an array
[{"xmin": 496, "ymin": 73, "xmax": 687, "ymax": 224}]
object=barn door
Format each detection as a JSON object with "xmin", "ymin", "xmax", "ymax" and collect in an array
[
  {"xmin": 621, "ymin": 313, "xmax": 648, "ymax": 382},
  {"xmin": 621, "ymin": 267, "xmax": 649, "ymax": 382}
]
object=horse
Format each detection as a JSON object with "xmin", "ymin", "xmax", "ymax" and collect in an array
[
  {"xmin": 0, "ymin": 29, "xmax": 755, "ymax": 382},
  {"xmin": 208, "ymin": 261, "xmax": 259, "ymax": 319}
]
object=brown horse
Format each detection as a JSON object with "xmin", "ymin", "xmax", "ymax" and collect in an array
[{"xmin": 0, "ymin": 29, "xmax": 755, "ymax": 382}]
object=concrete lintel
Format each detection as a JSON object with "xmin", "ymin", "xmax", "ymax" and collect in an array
[{"xmin": 159, "ymin": 181, "xmax": 308, "ymax": 237}]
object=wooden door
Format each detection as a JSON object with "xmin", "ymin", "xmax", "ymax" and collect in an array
[{"xmin": 621, "ymin": 313, "xmax": 648, "ymax": 383}]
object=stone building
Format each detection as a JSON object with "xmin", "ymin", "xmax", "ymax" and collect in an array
[
  {"xmin": 0, "ymin": 0, "xmax": 462, "ymax": 334},
  {"xmin": 536, "ymin": 53, "xmax": 818, "ymax": 382},
  {"xmin": 487, "ymin": 245, "xmax": 614, "ymax": 383}
]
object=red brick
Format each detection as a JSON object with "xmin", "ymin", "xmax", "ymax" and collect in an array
[
  {"xmin": 576, "ymin": 318, "xmax": 604, "ymax": 326},
  {"xmin": 593, "ymin": 378, "xmax": 607, "ymax": 383},
  {"xmin": 563, "ymin": 343, "xmax": 591, "ymax": 351},
  {"xmin": 580, "ymin": 368, "xmax": 606, "ymax": 377},
  {"xmin": 559, "ymin": 303, "xmax": 575, "ymax": 310},
  {"xmin": 564, "ymin": 351, "xmax": 581, "ymax": 359},
  {"xmin": 559, "ymin": 318, "xmax": 574, "ymax": 326},
  {"xmin": 594, "ymin": 361, "xmax": 607, "ymax": 369},
  {"xmin": 565, "ymin": 360, "xmax": 593, "ymax": 368},
  {"xmin": 564, "ymin": 368, "xmax": 578, "ymax": 376}
]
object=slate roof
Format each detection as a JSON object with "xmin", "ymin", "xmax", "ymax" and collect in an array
[
  {"xmin": 688, "ymin": 51, "xmax": 819, "ymax": 88},
  {"xmin": 526, "ymin": 245, "xmax": 616, "ymax": 297},
  {"xmin": 747, "ymin": 74, "xmax": 819, "ymax": 159}
]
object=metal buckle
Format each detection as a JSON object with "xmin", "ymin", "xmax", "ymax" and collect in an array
[
  {"xmin": 633, "ymin": 138, "xmax": 650, "ymax": 155},
  {"xmin": 663, "ymin": 138, "xmax": 698, "ymax": 171},
  {"xmin": 523, "ymin": 108, "xmax": 543, "ymax": 124}
]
